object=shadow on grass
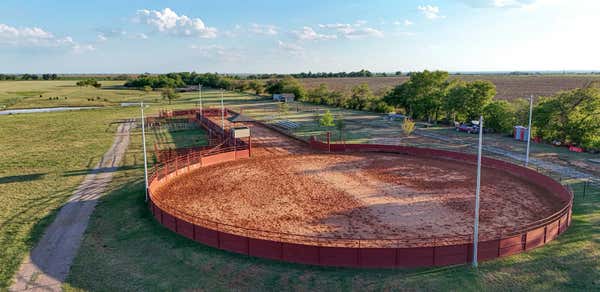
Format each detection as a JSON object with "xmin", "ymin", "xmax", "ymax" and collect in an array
[
  {"xmin": 62, "ymin": 165, "xmax": 140, "ymax": 177},
  {"xmin": 0, "ymin": 173, "xmax": 46, "ymax": 184}
]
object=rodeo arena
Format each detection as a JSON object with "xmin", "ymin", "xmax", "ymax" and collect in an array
[{"xmin": 137, "ymin": 105, "xmax": 575, "ymax": 269}]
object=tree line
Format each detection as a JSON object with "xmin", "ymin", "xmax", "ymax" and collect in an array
[
  {"xmin": 246, "ymin": 69, "xmax": 405, "ymax": 80},
  {"xmin": 0, "ymin": 74, "xmax": 59, "ymax": 80},
  {"xmin": 0, "ymin": 73, "xmax": 133, "ymax": 81},
  {"xmin": 122, "ymin": 71, "xmax": 600, "ymax": 151}
]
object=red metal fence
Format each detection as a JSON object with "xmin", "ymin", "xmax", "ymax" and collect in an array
[{"xmin": 147, "ymin": 140, "xmax": 573, "ymax": 268}]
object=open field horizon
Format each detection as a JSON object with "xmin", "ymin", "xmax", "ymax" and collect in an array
[{"xmin": 3, "ymin": 74, "xmax": 600, "ymax": 110}]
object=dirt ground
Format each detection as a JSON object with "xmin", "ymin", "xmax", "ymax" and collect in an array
[
  {"xmin": 205, "ymin": 113, "xmax": 309, "ymax": 156},
  {"xmin": 153, "ymin": 153, "xmax": 565, "ymax": 248}
]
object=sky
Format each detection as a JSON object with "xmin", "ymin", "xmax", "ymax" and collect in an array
[{"xmin": 0, "ymin": 0, "xmax": 599, "ymax": 73}]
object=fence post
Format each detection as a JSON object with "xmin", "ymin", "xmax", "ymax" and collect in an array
[
  {"xmin": 187, "ymin": 153, "xmax": 190, "ymax": 171},
  {"xmin": 583, "ymin": 180, "xmax": 588, "ymax": 198},
  {"xmin": 327, "ymin": 132, "xmax": 331, "ymax": 153}
]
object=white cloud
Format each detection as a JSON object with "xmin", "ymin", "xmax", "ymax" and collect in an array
[
  {"xmin": 97, "ymin": 34, "xmax": 108, "ymax": 42},
  {"xmin": 293, "ymin": 26, "xmax": 337, "ymax": 40},
  {"xmin": 459, "ymin": 0, "xmax": 538, "ymax": 8},
  {"xmin": 135, "ymin": 33, "xmax": 148, "ymax": 40},
  {"xmin": 136, "ymin": 8, "xmax": 217, "ymax": 38},
  {"xmin": 317, "ymin": 22, "xmax": 384, "ymax": 39},
  {"xmin": 418, "ymin": 5, "xmax": 444, "ymax": 19},
  {"xmin": 394, "ymin": 20, "xmax": 414, "ymax": 26},
  {"xmin": 189, "ymin": 44, "xmax": 242, "ymax": 62},
  {"xmin": 344, "ymin": 27, "xmax": 384, "ymax": 39},
  {"xmin": 248, "ymin": 23, "xmax": 278, "ymax": 35},
  {"xmin": 72, "ymin": 43, "xmax": 96, "ymax": 54},
  {"xmin": 0, "ymin": 23, "xmax": 94, "ymax": 53},
  {"xmin": 277, "ymin": 40, "xmax": 304, "ymax": 55}
]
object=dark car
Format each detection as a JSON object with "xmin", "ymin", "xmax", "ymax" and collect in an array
[{"xmin": 456, "ymin": 122, "xmax": 480, "ymax": 134}]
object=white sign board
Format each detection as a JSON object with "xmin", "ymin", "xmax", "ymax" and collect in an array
[{"xmin": 232, "ymin": 127, "xmax": 250, "ymax": 138}]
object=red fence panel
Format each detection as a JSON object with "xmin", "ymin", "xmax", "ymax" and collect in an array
[
  {"xmin": 559, "ymin": 214, "xmax": 568, "ymax": 234},
  {"xmin": 397, "ymin": 247, "xmax": 435, "ymax": 267},
  {"xmin": 248, "ymin": 238, "xmax": 283, "ymax": 261},
  {"xmin": 474, "ymin": 240, "xmax": 500, "ymax": 261},
  {"xmin": 282, "ymin": 243, "xmax": 320, "ymax": 265},
  {"xmin": 162, "ymin": 212, "xmax": 177, "ymax": 232},
  {"xmin": 194, "ymin": 225, "xmax": 219, "ymax": 248},
  {"xmin": 177, "ymin": 219, "xmax": 195, "ymax": 240},
  {"xmin": 358, "ymin": 248, "xmax": 397, "ymax": 268},
  {"xmin": 526, "ymin": 226, "xmax": 546, "ymax": 250},
  {"xmin": 434, "ymin": 244, "xmax": 469, "ymax": 266},
  {"xmin": 499, "ymin": 235, "xmax": 524, "ymax": 257},
  {"xmin": 319, "ymin": 247, "xmax": 359, "ymax": 267},
  {"xmin": 153, "ymin": 205, "xmax": 162, "ymax": 223},
  {"xmin": 219, "ymin": 232, "xmax": 250, "ymax": 255},
  {"xmin": 546, "ymin": 221, "xmax": 559, "ymax": 242}
]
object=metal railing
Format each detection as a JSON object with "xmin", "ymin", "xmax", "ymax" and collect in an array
[{"xmin": 148, "ymin": 142, "xmax": 573, "ymax": 249}]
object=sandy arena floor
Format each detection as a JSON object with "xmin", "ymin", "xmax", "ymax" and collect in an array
[{"xmin": 152, "ymin": 153, "xmax": 565, "ymax": 247}]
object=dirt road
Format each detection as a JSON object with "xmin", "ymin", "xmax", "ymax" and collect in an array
[{"xmin": 10, "ymin": 121, "xmax": 132, "ymax": 291}]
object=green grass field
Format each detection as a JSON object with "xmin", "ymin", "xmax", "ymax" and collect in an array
[
  {"xmin": 0, "ymin": 107, "xmax": 140, "ymax": 289},
  {"xmin": 150, "ymin": 123, "xmax": 209, "ymax": 150}
]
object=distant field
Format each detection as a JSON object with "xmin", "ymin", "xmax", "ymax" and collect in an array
[
  {"xmin": 0, "ymin": 80, "xmax": 162, "ymax": 109},
  {"xmin": 300, "ymin": 75, "xmax": 600, "ymax": 100}
]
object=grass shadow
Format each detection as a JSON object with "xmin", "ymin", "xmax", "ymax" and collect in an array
[{"xmin": 0, "ymin": 173, "xmax": 46, "ymax": 184}]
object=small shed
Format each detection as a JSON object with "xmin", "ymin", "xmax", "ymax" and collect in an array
[
  {"xmin": 513, "ymin": 126, "xmax": 529, "ymax": 141},
  {"xmin": 273, "ymin": 93, "xmax": 295, "ymax": 103}
]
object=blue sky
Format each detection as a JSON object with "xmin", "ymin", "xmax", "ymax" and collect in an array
[{"xmin": 0, "ymin": 0, "xmax": 598, "ymax": 73}]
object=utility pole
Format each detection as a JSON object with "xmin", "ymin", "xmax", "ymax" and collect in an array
[
  {"xmin": 525, "ymin": 95, "xmax": 534, "ymax": 167},
  {"xmin": 198, "ymin": 83, "xmax": 203, "ymax": 116},
  {"xmin": 141, "ymin": 101, "xmax": 149, "ymax": 202},
  {"xmin": 472, "ymin": 115, "xmax": 483, "ymax": 268},
  {"xmin": 220, "ymin": 89, "xmax": 225, "ymax": 130}
]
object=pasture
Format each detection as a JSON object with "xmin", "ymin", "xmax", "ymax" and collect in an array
[{"xmin": 299, "ymin": 75, "xmax": 600, "ymax": 100}]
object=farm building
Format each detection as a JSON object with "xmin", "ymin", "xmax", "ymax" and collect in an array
[{"xmin": 273, "ymin": 93, "xmax": 295, "ymax": 102}]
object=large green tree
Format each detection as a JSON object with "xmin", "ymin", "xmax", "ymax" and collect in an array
[
  {"xmin": 161, "ymin": 88, "xmax": 180, "ymax": 105},
  {"xmin": 483, "ymin": 100, "xmax": 515, "ymax": 133},
  {"xmin": 533, "ymin": 88, "xmax": 600, "ymax": 149},
  {"xmin": 445, "ymin": 80, "xmax": 496, "ymax": 122},
  {"xmin": 348, "ymin": 83, "xmax": 375, "ymax": 110},
  {"xmin": 384, "ymin": 70, "xmax": 450, "ymax": 122},
  {"xmin": 265, "ymin": 77, "xmax": 307, "ymax": 100}
]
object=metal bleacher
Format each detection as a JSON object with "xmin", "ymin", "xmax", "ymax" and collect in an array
[{"xmin": 275, "ymin": 120, "xmax": 300, "ymax": 130}]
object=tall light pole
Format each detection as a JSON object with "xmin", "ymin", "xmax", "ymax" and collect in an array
[
  {"xmin": 198, "ymin": 83, "xmax": 203, "ymax": 115},
  {"xmin": 140, "ymin": 101, "xmax": 149, "ymax": 202},
  {"xmin": 472, "ymin": 115, "xmax": 484, "ymax": 268},
  {"xmin": 220, "ymin": 89, "xmax": 225, "ymax": 130},
  {"xmin": 525, "ymin": 95, "xmax": 534, "ymax": 167}
]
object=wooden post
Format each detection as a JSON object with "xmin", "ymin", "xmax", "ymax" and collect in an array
[
  {"xmin": 327, "ymin": 132, "xmax": 331, "ymax": 153},
  {"xmin": 249, "ymin": 135, "xmax": 252, "ymax": 157}
]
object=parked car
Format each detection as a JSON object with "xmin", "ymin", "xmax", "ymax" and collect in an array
[{"xmin": 455, "ymin": 122, "xmax": 480, "ymax": 134}]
